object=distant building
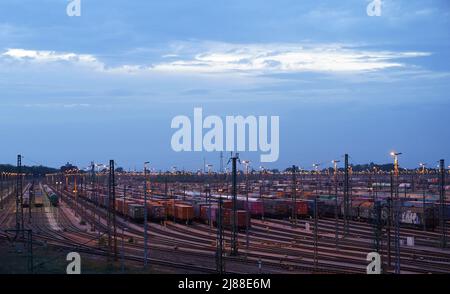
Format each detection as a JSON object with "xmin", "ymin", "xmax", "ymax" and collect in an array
[{"xmin": 61, "ymin": 162, "xmax": 78, "ymax": 173}]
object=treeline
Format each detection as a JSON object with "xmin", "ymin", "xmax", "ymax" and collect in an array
[
  {"xmin": 0, "ymin": 164, "xmax": 59, "ymax": 176},
  {"xmin": 285, "ymin": 163, "xmax": 397, "ymax": 173}
]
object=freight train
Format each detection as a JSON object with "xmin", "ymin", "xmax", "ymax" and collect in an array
[
  {"xmin": 34, "ymin": 191, "xmax": 44, "ymax": 207},
  {"xmin": 60, "ymin": 184, "xmax": 448, "ymax": 230},
  {"xmin": 190, "ymin": 193, "xmax": 446, "ymax": 230},
  {"xmin": 43, "ymin": 185, "xmax": 59, "ymax": 206}
]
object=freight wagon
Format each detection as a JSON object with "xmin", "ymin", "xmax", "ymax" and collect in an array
[
  {"xmin": 22, "ymin": 192, "xmax": 30, "ymax": 208},
  {"xmin": 200, "ymin": 205, "xmax": 217, "ymax": 225},
  {"xmin": 284, "ymin": 200, "xmax": 309, "ymax": 218},
  {"xmin": 34, "ymin": 192, "xmax": 44, "ymax": 207},
  {"xmin": 48, "ymin": 193, "xmax": 59, "ymax": 207},
  {"xmin": 263, "ymin": 199, "xmax": 289, "ymax": 218},
  {"xmin": 148, "ymin": 204, "xmax": 166, "ymax": 221},
  {"xmin": 128, "ymin": 204, "xmax": 145, "ymax": 222},
  {"xmin": 174, "ymin": 204, "xmax": 195, "ymax": 223},
  {"xmin": 398, "ymin": 201, "xmax": 438, "ymax": 229},
  {"xmin": 317, "ymin": 199, "xmax": 342, "ymax": 218},
  {"xmin": 221, "ymin": 209, "xmax": 249, "ymax": 230},
  {"xmin": 246, "ymin": 199, "xmax": 264, "ymax": 217}
]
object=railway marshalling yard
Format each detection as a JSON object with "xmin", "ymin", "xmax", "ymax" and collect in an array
[{"xmin": 1, "ymin": 172, "xmax": 450, "ymax": 274}]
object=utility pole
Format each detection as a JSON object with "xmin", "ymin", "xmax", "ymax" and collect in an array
[
  {"xmin": 344, "ymin": 154, "xmax": 349, "ymax": 236},
  {"xmin": 216, "ymin": 194, "xmax": 225, "ymax": 273},
  {"xmin": 292, "ymin": 165, "xmax": 297, "ymax": 225},
  {"xmin": 391, "ymin": 152, "xmax": 402, "ymax": 274},
  {"xmin": 28, "ymin": 180, "xmax": 33, "ymax": 224},
  {"xmin": 314, "ymin": 196, "xmax": 318, "ymax": 272},
  {"xmin": 439, "ymin": 159, "xmax": 446, "ymax": 248},
  {"xmin": 143, "ymin": 162, "xmax": 149, "ymax": 269},
  {"xmin": 387, "ymin": 171, "xmax": 393, "ymax": 268},
  {"xmin": 242, "ymin": 160, "xmax": 251, "ymax": 258},
  {"xmin": 373, "ymin": 201, "xmax": 382, "ymax": 252},
  {"xmin": 107, "ymin": 160, "xmax": 117, "ymax": 263},
  {"xmin": 16, "ymin": 155, "xmax": 24, "ymax": 236},
  {"xmin": 229, "ymin": 153, "xmax": 240, "ymax": 256},
  {"xmin": 219, "ymin": 152, "xmax": 224, "ymax": 174},
  {"xmin": 419, "ymin": 163, "xmax": 427, "ymax": 232},
  {"xmin": 90, "ymin": 162, "xmax": 96, "ymax": 232},
  {"xmin": 332, "ymin": 160, "xmax": 340, "ymax": 248}
]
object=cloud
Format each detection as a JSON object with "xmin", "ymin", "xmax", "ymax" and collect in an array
[
  {"xmin": 2, "ymin": 48, "xmax": 102, "ymax": 69},
  {"xmin": 1, "ymin": 43, "xmax": 432, "ymax": 77},
  {"xmin": 152, "ymin": 43, "xmax": 431, "ymax": 75},
  {"xmin": 23, "ymin": 103, "xmax": 91, "ymax": 109}
]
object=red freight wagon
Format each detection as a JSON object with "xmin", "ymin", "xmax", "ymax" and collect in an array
[
  {"xmin": 248, "ymin": 200, "xmax": 264, "ymax": 217},
  {"xmin": 222, "ymin": 209, "xmax": 249, "ymax": 230},
  {"xmin": 223, "ymin": 200, "xmax": 233, "ymax": 209},
  {"xmin": 295, "ymin": 200, "xmax": 308, "ymax": 217},
  {"xmin": 174, "ymin": 204, "xmax": 194, "ymax": 223},
  {"xmin": 200, "ymin": 205, "xmax": 217, "ymax": 224}
]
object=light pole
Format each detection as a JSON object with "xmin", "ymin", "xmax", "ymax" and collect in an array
[
  {"xmin": 312, "ymin": 163, "xmax": 321, "ymax": 271},
  {"xmin": 259, "ymin": 166, "xmax": 265, "ymax": 221},
  {"xmin": 143, "ymin": 161, "xmax": 150, "ymax": 269},
  {"xmin": 332, "ymin": 160, "xmax": 340, "ymax": 249},
  {"xmin": 242, "ymin": 160, "xmax": 251, "ymax": 258},
  {"xmin": 390, "ymin": 151, "xmax": 402, "ymax": 274},
  {"xmin": 419, "ymin": 163, "xmax": 427, "ymax": 231}
]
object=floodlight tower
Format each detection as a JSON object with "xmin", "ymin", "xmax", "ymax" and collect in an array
[{"xmin": 390, "ymin": 151, "xmax": 402, "ymax": 274}]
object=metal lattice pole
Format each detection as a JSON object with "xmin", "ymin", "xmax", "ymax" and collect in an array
[
  {"xmin": 216, "ymin": 195, "xmax": 225, "ymax": 273},
  {"xmin": 332, "ymin": 160, "xmax": 340, "ymax": 248},
  {"xmin": 230, "ymin": 153, "xmax": 239, "ymax": 256},
  {"xmin": 144, "ymin": 161, "xmax": 149, "ymax": 269},
  {"xmin": 292, "ymin": 165, "xmax": 297, "ymax": 225},
  {"xmin": 107, "ymin": 160, "xmax": 117, "ymax": 263},
  {"xmin": 16, "ymin": 155, "xmax": 24, "ymax": 237},
  {"xmin": 344, "ymin": 154, "xmax": 349, "ymax": 236},
  {"xmin": 439, "ymin": 159, "xmax": 446, "ymax": 248}
]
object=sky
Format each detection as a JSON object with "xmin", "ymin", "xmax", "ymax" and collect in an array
[{"xmin": 0, "ymin": 0, "xmax": 449, "ymax": 171}]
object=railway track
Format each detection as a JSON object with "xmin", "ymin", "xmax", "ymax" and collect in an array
[{"xmin": 6, "ymin": 181, "xmax": 446, "ymax": 274}]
